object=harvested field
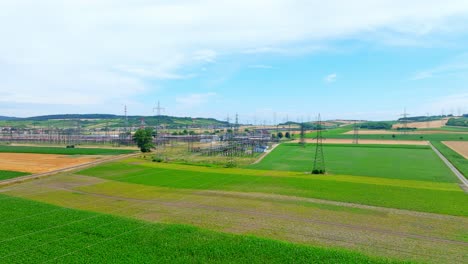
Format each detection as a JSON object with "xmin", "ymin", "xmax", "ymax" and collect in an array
[
  {"xmin": 293, "ymin": 139, "xmax": 428, "ymax": 145},
  {"xmin": 0, "ymin": 153, "xmax": 101, "ymax": 173},
  {"xmin": 443, "ymin": 141, "xmax": 468, "ymax": 159},
  {"xmin": 392, "ymin": 119, "xmax": 448, "ymax": 129},
  {"xmin": 10, "ymin": 143, "xmax": 139, "ymax": 150}
]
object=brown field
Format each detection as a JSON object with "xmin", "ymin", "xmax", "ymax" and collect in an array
[
  {"xmin": 292, "ymin": 139, "xmax": 428, "ymax": 145},
  {"xmin": 10, "ymin": 143, "xmax": 139, "ymax": 150},
  {"xmin": 443, "ymin": 141, "xmax": 468, "ymax": 159},
  {"xmin": 392, "ymin": 119, "xmax": 448, "ymax": 129},
  {"xmin": 0, "ymin": 153, "xmax": 102, "ymax": 173}
]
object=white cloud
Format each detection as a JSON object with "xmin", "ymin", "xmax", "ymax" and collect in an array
[
  {"xmin": 248, "ymin": 64, "xmax": 273, "ymax": 69},
  {"xmin": 192, "ymin": 50, "xmax": 217, "ymax": 63},
  {"xmin": 324, "ymin": 73, "xmax": 337, "ymax": 83},
  {"xmin": 411, "ymin": 54, "xmax": 468, "ymax": 80},
  {"xmin": 1, "ymin": 1, "xmax": 468, "ymax": 113},
  {"xmin": 176, "ymin": 92, "xmax": 217, "ymax": 109}
]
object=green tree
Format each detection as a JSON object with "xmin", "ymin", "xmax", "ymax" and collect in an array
[
  {"xmin": 277, "ymin": 132, "xmax": 284, "ymax": 139},
  {"xmin": 132, "ymin": 128, "xmax": 155, "ymax": 152},
  {"xmin": 285, "ymin": 132, "xmax": 290, "ymax": 139}
]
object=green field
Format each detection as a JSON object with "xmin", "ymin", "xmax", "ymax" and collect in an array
[
  {"xmin": 0, "ymin": 194, "xmax": 402, "ymax": 264},
  {"xmin": 78, "ymin": 160, "xmax": 467, "ymax": 216},
  {"xmin": 432, "ymin": 141, "xmax": 468, "ymax": 179},
  {"xmin": 306, "ymin": 127, "xmax": 468, "ymax": 141},
  {"xmin": 249, "ymin": 144, "xmax": 456, "ymax": 182},
  {"xmin": 1, "ymin": 141, "xmax": 467, "ymax": 263},
  {"xmin": 0, "ymin": 170, "xmax": 30, "ymax": 181},
  {"xmin": 431, "ymin": 126, "xmax": 468, "ymax": 132},
  {"xmin": 0, "ymin": 145, "xmax": 136, "ymax": 155}
]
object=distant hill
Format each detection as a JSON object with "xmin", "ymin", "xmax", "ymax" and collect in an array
[
  {"xmin": 22, "ymin": 114, "xmax": 119, "ymax": 121},
  {"xmin": 0, "ymin": 114, "xmax": 229, "ymax": 129},
  {"xmin": 0, "ymin": 116, "xmax": 17, "ymax": 121},
  {"xmin": 397, "ymin": 115, "xmax": 452, "ymax": 122}
]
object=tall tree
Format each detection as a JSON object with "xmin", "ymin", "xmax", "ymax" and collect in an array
[{"xmin": 132, "ymin": 128, "xmax": 155, "ymax": 152}]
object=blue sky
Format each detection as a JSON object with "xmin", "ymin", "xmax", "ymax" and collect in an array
[{"xmin": 1, "ymin": 1, "xmax": 468, "ymax": 122}]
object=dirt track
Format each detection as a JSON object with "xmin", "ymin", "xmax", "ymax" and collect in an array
[
  {"xmin": 443, "ymin": 141, "xmax": 468, "ymax": 159},
  {"xmin": 0, "ymin": 153, "xmax": 101, "ymax": 173}
]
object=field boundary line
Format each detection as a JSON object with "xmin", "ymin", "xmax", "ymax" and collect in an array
[
  {"xmin": 252, "ymin": 143, "xmax": 280, "ymax": 164},
  {"xmin": 0, "ymin": 153, "xmax": 140, "ymax": 187},
  {"xmin": 429, "ymin": 142, "xmax": 468, "ymax": 190}
]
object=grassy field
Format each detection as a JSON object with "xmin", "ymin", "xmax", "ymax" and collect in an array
[
  {"xmin": 427, "ymin": 126, "xmax": 468, "ymax": 132},
  {"xmin": 0, "ymin": 170, "xmax": 30, "ymax": 181},
  {"xmin": 0, "ymin": 193, "xmax": 402, "ymax": 264},
  {"xmin": 432, "ymin": 141, "xmax": 468, "ymax": 179},
  {"xmin": 306, "ymin": 127, "xmax": 468, "ymax": 141},
  {"xmin": 147, "ymin": 143, "xmax": 260, "ymax": 167},
  {"xmin": 0, "ymin": 145, "xmax": 136, "ymax": 155},
  {"xmin": 78, "ymin": 160, "xmax": 467, "ymax": 216},
  {"xmin": 249, "ymin": 144, "xmax": 456, "ymax": 183}
]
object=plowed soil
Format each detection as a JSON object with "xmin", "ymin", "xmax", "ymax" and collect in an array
[{"xmin": 443, "ymin": 141, "xmax": 468, "ymax": 159}]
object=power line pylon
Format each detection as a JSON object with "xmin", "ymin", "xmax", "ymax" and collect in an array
[
  {"xmin": 153, "ymin": 101, "xmax": 165, "ymax": 116},
  {"xmin": 235, "ymin": 113, "xmax": 239, "ymax": 134},
  {"xmin": 124, "ymin": 105, "xmax": 128, "ymax": 132},
  {"xmin": 352, "ymin": 121, "xmax": 359, "ymax": 144},
  {"xmin": 426, "ymin": 113, "xmax": 430, "ymax": 129},
  {"xmin": 400, "ymin": 108, "xmax": 410, "ymax": 134},
  {"xmin": 300, "ymin": 122, "xmax": 305, "ymax": 147},
  {"xmin": 312, "ymin": 114, "xmax": 325, "ymax": 174},
  {"xmin": 153, "ymin": 101, "xmax": 165, "ymax": 136}
]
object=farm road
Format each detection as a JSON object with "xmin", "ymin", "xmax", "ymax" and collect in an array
[{"xmin": 252, "ymin": 143, "xmax": 280, "ymax": 164}]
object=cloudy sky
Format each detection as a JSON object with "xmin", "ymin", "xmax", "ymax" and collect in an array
[{"xmin": 1, "ymin": 0, "xmax": 468, "ymax": 122}]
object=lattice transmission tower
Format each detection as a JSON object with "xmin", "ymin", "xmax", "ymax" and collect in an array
[
  {"xmin": 312, "ymin": 114, "xmax": 325, "ymax": 174},
  {"xmin": 400, "ymin": 108, "xmax": 410, "ymax": 134},
  {"xmin": 300, "ymin": 122, "xmax": 306, "ymax": 147},
  {"xmin": 352, "ymin": 121, "xmax": 359, "ymax": 144}
]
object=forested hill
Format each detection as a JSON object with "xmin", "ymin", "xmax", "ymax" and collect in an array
[{"xmin": 0, "ymin": 114, "xmax": 229, "ymax": 129}]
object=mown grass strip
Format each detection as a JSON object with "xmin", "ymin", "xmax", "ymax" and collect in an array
[
  {"xmin": 0, "ymin": 194, "xmax": 404, "ymax": 264},
  {"xmin": 305, "ymin": 143, "xmax": 430, "ymax": 149},
  {"xmin": 0, "ymin": 145, "xmax": 136, "ymax": 155},
  {"xmin": 79, "ymin": 162, "xmax": 468, "ymax": 216},
  {"xmin": 431, "ymin": 141, "xmax": 468, "ymax": 179},
  {"xmin": 122, "ymin": 159, "xmax": 459, "ymax": 192},
  {"xmin": 0, "ymin": 170, "xmax": 30, "ymax": 181}
]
